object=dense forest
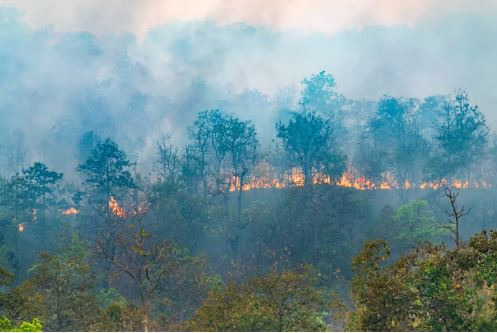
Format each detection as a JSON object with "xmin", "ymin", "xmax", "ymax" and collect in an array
[{"xmin": 1, "ymin": 67, "xmax": 497, "ymax": 331}]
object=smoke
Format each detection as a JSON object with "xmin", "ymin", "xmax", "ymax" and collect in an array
[{"xmin": 0, "ymin": 5, "xmax": 496, "ymax": 177}]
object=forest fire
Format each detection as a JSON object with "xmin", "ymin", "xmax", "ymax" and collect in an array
[
  {"xmin": 109, "ymin": 196, "xmax": 126, "ymax": 218},
  {"xmin": 226, "ymin": 168, "xmax": 490, "ymax": 192},
  {"xmin": 62, "ymin": 207, "xmax": 79, "ymax": 215}
]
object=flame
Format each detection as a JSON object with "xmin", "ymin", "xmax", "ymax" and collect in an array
[
  {"xmin": 225, "ymin": 165, "xmax": 491, "ymax": 192},
  {"xmin": 62, "ymin": 207, "xmax": 79, "ymax": 215},
  {"xmin": 18, "ymin": 223, "xmax": 24, "ymax": 232},
  {"xmin": 109, "ymin": 196, "xmax": 126, "ymax": 218}
]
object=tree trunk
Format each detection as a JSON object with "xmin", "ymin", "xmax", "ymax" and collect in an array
[
  {"xmin": 142, "ymin": 303, "xmax": 150, "ymax": 332},
  {"xmin": 304, "ymin": 165, "xmax": 312, "ymax": 188}
]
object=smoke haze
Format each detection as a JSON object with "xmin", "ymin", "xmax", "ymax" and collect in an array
[{"xmin": 0, "ymin": 1, "xmax": 496, "ymax": 176}]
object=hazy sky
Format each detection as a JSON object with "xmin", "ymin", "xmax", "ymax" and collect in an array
[
  {"xmin": 0, "ymin": 1, "xmax": 497, "ymax": 172},
  {"xmin": 2, "ymin": 1, "xmax": 495, "ymax": 104},
  {"xmin": 2, "ymin": 0, "xmax": 496, "ymax": 36}
]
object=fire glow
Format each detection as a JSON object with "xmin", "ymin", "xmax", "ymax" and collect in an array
[
  {"xmin": 109, "ymin": 196, "xmax": 126, "ymax": 218},
  {"xmin": 226, "ymin": 166, "xmax": 490, "ymax": 192},
  {"xmin": 62, "ymin": 207, "xmax": 79, "ymax": 215}
]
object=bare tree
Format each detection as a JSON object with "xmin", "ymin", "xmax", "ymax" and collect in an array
[
  {"xmin": 443, "ymin": 187, "xmax": 470, "ymax": 248},
  {"xmin": 154, "ymin": 135, "xmax": 180, "ymax": 182}
]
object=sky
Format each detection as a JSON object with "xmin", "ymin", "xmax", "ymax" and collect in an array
[
  {"xmin": 2, "ymin": 0, "xmax": 496, "ymax": 36},
  {"xmin": 0, "ymin": 0, "xmax": 496, "ymax": 173}
]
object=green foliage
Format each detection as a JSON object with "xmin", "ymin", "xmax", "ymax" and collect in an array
[
  {"xmin": 27, "ymin": 236, "xmax": 101, "ymax": 331},
  {"xmin": 187, "ymin": 266, "xmax": 328, "ymax": 331},
  {"xmin": 376, "ymin": 200, "xmax": 446, "ymax": 253},
  {"xmin": 0, "ymin": 73, "xmax": 496, "ymax": 333},
  {"xmin": 0, "ymin": 266, "xmax": 42, "ymax": 325},
  {"xmin": 0, "ymin": 317, "xmax": 42, "ymax": 332},
  {"xmin": 348, "ymin": 230, "xmax": 497, "ymax": 331},
  {"xmin": 157, "ymin": 250, "xmax": 217, "ymax": 324},
  {"xmin": 96, "ymin": 288, "xmax": 127, "ymax": 308}
]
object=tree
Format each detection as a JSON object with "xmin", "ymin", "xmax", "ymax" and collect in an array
[
  {"xmin": 443, "ymin": 187, "xmax": 470, "ymax": 248},
  {"xmin": 0, "ymin": 317, "xmax": 42, "ymax": 332},
  {"xmin": 19, "ymin": 162, "xmax": 63, "ymax": 217},
  {"xmin": 77, "ymin": 138, "xmax": 136, "ymax": 289},
  {"xmin": 186, "ymin": 109, "xmax": 257, "ymax": 192},
  {"xmin": 1, "ymin": 162, "xmax": 62, "ymax": 221},
  {"xmin": 432, "ymin": 90, "xmax": 488, "ymax": 180},
  {"xmin": 186, "ymin": 111, "xmax": 215, "ymax": 193},
  {"xmin": 147, "ymin": 180, "xmax": 207, "ymax": 252},
  {"xmin": 348, "ymin": 239, "xmax": 411, "ymax": 331},
  {"xmin": 375, "ymin": 200, "xmax": 445, "ymax": 253},
  {"xmin": 187, "ymin": 266, "xmax": 327, "ymax": 331},
  {"xmin": 27, "ymin": 236, "xmax": 101, "ymax": 331},
  {"xmin": 217, "ymin": 114, "xmax": 258, "ymax": 228},
  {"xmin": 77, "ymin": 138, "xmax": 136, "ymax": 202},
  {"xmin": 155, "ymin": 251, "xmax": 216, "ymax": 326},
  {"xmin": 154, "ymin": 135, "xmax": 180, "ymax": 183},
  {"xmin": 186, "ymin": 110, "xmax": 258, "ymax": 253},
  {"xmin": 0, "ymin": 162, "xmax": 63, "ymax": 265},
  {"xmin": 276, "ymin": 111, "xmax": 346, "ymax": 187},
  {"xmin": 348, "ymin": 230, "xmax": 497, "ymax": 331},
  {"xmin": 360, "ymin": 95, "xmax": 430, "ymax": 197},
  {"xmin": 96, "ymin": 209, "xmax": 205, "ymax": 331},
  {"xmin": 0, "ymin": 266, "xmax": 42, "ymax": 328},
  {"xmin": 301, "ymin": 71, "xmax": 345, "ymax": 125}
]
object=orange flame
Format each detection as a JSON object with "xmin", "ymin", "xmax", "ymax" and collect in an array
[
  {"xmin": 62, "ymin": 207, "xmax": 79, "ymax": 215},
  {"xmin": 109, "ymin": 196, "xmax": 126, "ymax": 218},
  {"xmin": 226, "ymin": 167, "xmax": 490, "ymax": 192}
]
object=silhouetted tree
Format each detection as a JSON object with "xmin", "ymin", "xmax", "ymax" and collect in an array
[
  {"xmin": 276, "ymin": 111, "xmax": 346, "ymax": 187},
  {"xmin": 359, "ymin": 96, "xmax": 430, "ymax": 200},
  {"xmin": 186, "ymin": 110, "xmax": 258, "ymax": 253},
  {"xmin": 154, "ymin": 135, "xmax": 180, "ymax": 183},
  {"xmin": 77, "ymin": 138, "xmax": 136, "ymax": 202},
  {"xmin": 77, "ymin": 138, "xmax": 136, "ymax": 289},
  {"xmin": 0, "ymin": 162, "xmax": 62, "ymax": 247},
  {"xmin": 217, "ymin": 115, "xmax": 258, "ymax": 223},
  {"xmin": 443, "ymin": 187, "xmax": 470, "ymax": 248},
  {"xmin": 432, "ymin": 90, "xmax": 488, "ymax": 180}
]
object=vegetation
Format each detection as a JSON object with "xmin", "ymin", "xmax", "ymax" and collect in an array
[
  {"xmin": 348, "ymin": 231, "xmax": 497, "ymax": 331},
  {"xmin": 0, "ymin": 71, "xmax": 496, "ymax": 331}
]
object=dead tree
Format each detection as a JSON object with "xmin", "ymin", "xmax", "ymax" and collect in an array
[{"xmin": 443, "ymin": 187, "xmax": 470, "ymax": 248}]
